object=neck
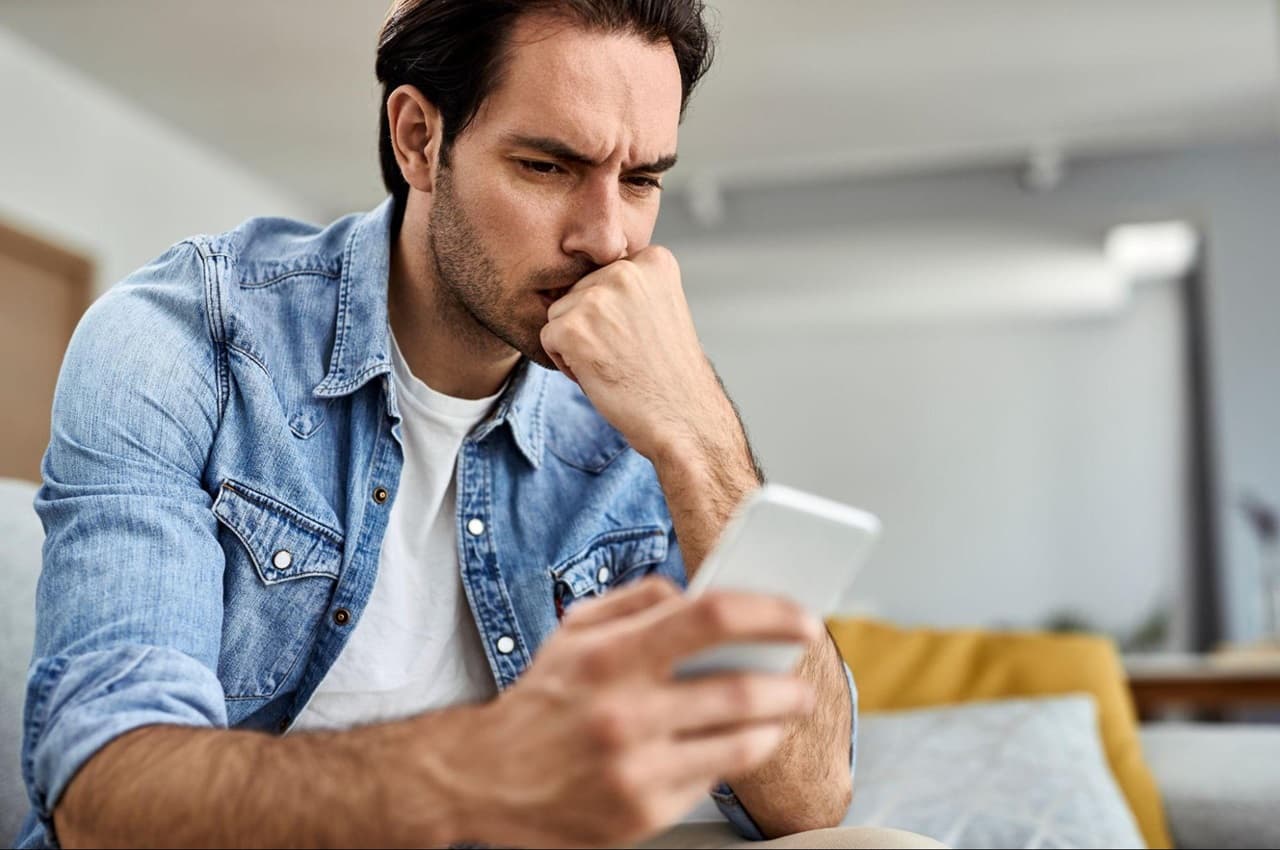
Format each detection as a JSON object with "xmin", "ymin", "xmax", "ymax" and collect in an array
[{"xmin": 388, "ymin": 207, "xmax": 520, "ymax": 400}]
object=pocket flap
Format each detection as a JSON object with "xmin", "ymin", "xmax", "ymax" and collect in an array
[
  {"xmin": 213, "ymin": 481, "xmax": 343, "ymax": 584},
  {"xmin": 551, "ymin": 526, "xmax": 669, "ymax": 597}
]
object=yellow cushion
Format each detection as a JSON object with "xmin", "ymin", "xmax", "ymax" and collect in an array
[{"xmin": 826, "ymin": 617, "xmax": 1172, "ymax": 849}]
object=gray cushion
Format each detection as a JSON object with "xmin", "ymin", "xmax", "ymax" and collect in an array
[
  {"xmin": 0, "ymin": 478, "xmax": 42, "ymax": 843},
  {"xmin": 1141, "ymin": 722, "xmax": 1280, "ymax": 849},
  {"xmin": 843, "ymin": 695, "xmax": 1145, "ymax": 849}
]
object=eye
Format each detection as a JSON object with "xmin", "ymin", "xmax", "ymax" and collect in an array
[
  {"xmin": 518, "ymin": 159, "xmax": 563, "ymax": 176},
  {"xmin": 625, "ymin": 175, "xmax": 663, "ymax": 193}
]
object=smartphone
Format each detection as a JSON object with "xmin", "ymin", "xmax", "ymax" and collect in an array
[{"xmin": 674, "ymin": 483, "xmax": 880, "ymax": 678}]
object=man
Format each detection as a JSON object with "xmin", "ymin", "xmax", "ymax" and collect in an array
[{"xmin": 18, "ymin": 2, "xmax": 934, "ymax": 847}]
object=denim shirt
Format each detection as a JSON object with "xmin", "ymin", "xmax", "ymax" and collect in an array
[{"xmin": 18, "ymin": 198, "xmax": 856, "ymax": 848}]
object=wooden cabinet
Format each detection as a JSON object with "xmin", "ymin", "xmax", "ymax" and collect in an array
[{"xmin": 0, "ymin": 220, "xmax": 91, "ymax": 482}]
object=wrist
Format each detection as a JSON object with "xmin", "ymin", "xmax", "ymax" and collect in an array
[{"xmin": 648, "ymin": 430, "xmax": 705, "ymax": 477}]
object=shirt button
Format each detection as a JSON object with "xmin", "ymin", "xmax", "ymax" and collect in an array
[
  {"xmin": 333, "ymin": 607, "xmax": 351, "ymax": 626},
  {"xmin": 467, "ymin": 518, "xmax": 485, "ymax": 536},
  {"xmin": 372, "ymin": 486, "xmax": 389, "ymax": 504},
  {"xmin": 496, "ymin": 635, "xmax": 515, "ymax": 655},
  {"xmin": 272, "ymin": 549, "xmax": 292, "ymax": 570},
  {"xmin": 597, "ymin": 566, "xmax": 611, "ymax": 584}
]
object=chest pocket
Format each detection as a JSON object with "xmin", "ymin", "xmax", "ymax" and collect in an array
[
  {"xmin": 213, "ymin": 481, "xmax": 343, "ymax": 699},
  {"xmin": 551, "ymin": 526, "xmax": 669, "ymax": 618}
]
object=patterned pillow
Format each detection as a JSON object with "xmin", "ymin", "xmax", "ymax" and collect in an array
[{"xmin": 844, "ymin": 694, "xmax": 1145, "ymax": 849}]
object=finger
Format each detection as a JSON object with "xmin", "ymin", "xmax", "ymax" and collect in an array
[
  {"xmin": 539, "ymin": 322, "xmax": 580, "ymax": 383},
  {"xmin": 665, "ymin": 673, "xmax": 815, "ymax": 735},
  {"xmin": 638, "ymin": 591, "xmax": 822, "ymax": 671},
  {"xmin": 546, "ymin": 284, "xmax": 584, "ymax": 322},
  {"xmin": 632, "ymin": 778, "xmax": 730, "ymax": 842},
  {"xmin": 653, "ymin": 721, "xmax": 789, "ymax": 787},
  {"xmin": 546, "ymin": 263, "xmax": 614, "ymax": 321},
  {"xmin": 623, "ymin": 673, "xmax": 814, "ymax": 740},
  {"xmin": 561, "ymin": 576, "xmax": 682, "ymax": 629},
  {"xmin": 629, "ymin": 245, "xmax": 673, "ymax": 274},
  {"xmin": 546, "ymin": 346, "xmax": 578, "ymax": 384}
]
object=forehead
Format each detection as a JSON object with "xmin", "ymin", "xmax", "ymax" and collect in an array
[{"xmin": 469, "ymin": 14, "xmax": 683, "ymax": 163}]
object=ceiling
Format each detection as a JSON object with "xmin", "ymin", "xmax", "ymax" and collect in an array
[{"xmin": 3, "ymin": 0, "xmax": 1277, "ymax": 219}]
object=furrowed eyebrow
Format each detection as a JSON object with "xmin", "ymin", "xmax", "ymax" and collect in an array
[
  {"xmin": 503, "ymin": 133, "xmax": 678, "ymax": 174},
  {"xmin": 632, "ymin": 153, "xmax": 679, "ymax": 174}
]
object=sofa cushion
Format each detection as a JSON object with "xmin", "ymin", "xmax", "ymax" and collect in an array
[
  {"xmin": 0, "ymin": 478, "xmax": 42, "ymax": 843},
  {"xmin": 1141, "ymin": 722, "xmax": 1280, "ymax": 849},
  {"xmin": 844, "ymin": 695, "xmax": 1145, "ymax": 849},
  {"xmin": 827, "ymin": 617, "xmax": 1171, "ymax": 848}
]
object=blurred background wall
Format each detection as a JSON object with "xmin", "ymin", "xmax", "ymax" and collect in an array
[
  {"xmin": 3, "ymin": 0, "xmax": 1280, "ymax": 654},
  {"xmin": 0, "ymin": 26, "xmax": 312, "ymax": 294},
  {"xmin": 662, "ymin": 143, "xmax": 1280, "ymax": 646}
]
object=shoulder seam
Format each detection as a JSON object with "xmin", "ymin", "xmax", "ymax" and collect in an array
[{"xmin": 188, "ymin": 238, "xmax": 230, "ymax": 422}]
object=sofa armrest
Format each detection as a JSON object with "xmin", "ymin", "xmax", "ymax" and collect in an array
[{"xmin": 1140, "ymin": 723, "xmax": 1280, "ymax": 849}]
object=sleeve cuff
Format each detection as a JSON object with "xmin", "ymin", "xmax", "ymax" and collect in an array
[
  {"xmin": 22, "ymin": 645, "xmax": 227, "ymax": 847},
  {"xmin": 709, "ymin": 658, "xmax": 859, "ymax": 840}
]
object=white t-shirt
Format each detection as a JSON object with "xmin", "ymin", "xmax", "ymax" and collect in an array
[{"xmin": 292, "ymin": 329, "xmax": 501, "ymax": 732}]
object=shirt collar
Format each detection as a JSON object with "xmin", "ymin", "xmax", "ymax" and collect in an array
[
  {"xmin": 311, "ymin": 197, "xmax": 547, "ymax": 468},
  {"xmin": 472, "ymin": 358, "xmax": 548, "ymax": 469}
]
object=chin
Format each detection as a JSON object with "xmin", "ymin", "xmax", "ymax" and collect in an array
[{"xmin": 495, "ymin": 324, "xmax": 557, "ymax": 373}]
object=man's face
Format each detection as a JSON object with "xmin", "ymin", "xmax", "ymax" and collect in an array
[{"xmin": 425, "ymin": 15, "xmax": 683, "ymax": 369}]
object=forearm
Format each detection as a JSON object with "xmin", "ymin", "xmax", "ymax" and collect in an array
[
  {"xmin": 724, "ymin": 631, "xmax": 854, "ymax": 836},
  {"xmin": 652, "ymin": 387, "xmax": 761, "ymax": 576},
  {"xmin": 653, "ymin": 427, "xmax": 852, "ymax": 837},
  {"xmin": 55, "ymin": 709, "xmax": 480, "ymax": 849}
]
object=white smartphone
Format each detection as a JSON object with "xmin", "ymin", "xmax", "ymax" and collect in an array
[{"xmin": 674, "ymin": 483, "xmax": 881, "ymax": 678}]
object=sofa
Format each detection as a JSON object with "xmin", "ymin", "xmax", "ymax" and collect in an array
[{"xmin": 4, "ymin": 476, "xmax": 1279, "ymax": 848}]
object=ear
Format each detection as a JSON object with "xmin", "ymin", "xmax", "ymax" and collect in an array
[{"xmin": 387, "ymin": 84, "xmax": 444, "ymax": 193}]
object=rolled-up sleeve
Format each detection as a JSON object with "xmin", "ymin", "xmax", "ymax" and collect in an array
[
  {"xmin": 19, "ymin": 244, "xmax": 229, "ymax": 848},
  {"xmin": 711, "ymin": 658, "xmax": 859, "ymax": 840}
]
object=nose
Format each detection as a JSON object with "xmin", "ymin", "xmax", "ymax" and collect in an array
[{"xmin": 561, "ymin": 178, "xmax": 629, "ymax": 267}]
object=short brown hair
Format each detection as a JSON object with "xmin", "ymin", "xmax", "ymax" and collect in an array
[{"xmin": 375, "ymin": 0, "xmax": 715, "ymax": 213}]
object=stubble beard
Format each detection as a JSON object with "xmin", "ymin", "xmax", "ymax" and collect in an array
[{"xmin": 427, "ymin": 167, "xmax": 585, "ymax": 371}]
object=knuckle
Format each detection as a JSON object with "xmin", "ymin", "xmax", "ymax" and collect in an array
[
  {"xmin": 539, "ymin": 322, "xmax": 561, "ymax": 348},
  {"xmin": 641, "ymin": 575, "xmax": 680, "ymax": 601},
  {"xmin": 565, "ymin": 320, "xmax": 592, "ymax": 348},
  {"xmin": 582, "ymin": 287, "xmax": 607, "ymax": 312},
  {"xmin": 698, "ymin": 594, "xmax": 737, "ymax": 633},
  {"xmin": 648, "ymin": 244, "xmax": 676, "ymax": 268},
  {"xmin": 618, "ymin": 260, "xmax": 644, "ymax": 287},
  {"xmin": 726, "ymin": 676, "xmax": 760, "ymax": 713}
]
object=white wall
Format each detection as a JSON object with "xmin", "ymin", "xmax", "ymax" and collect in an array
[
  {"xmin": 699, "ymin": 284, "xmax": 1186, "ymax": 641},
  {"xmin": 673, "ymin": 233, "xmax": 1187, "ymax": 643},
  {"xmin": 659, "ymin": 141, "xmax": 1280, "ymax": 645},
  {"xmin": 0, "ymin": 27, "xmax": 316, "ymax": 295}
]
